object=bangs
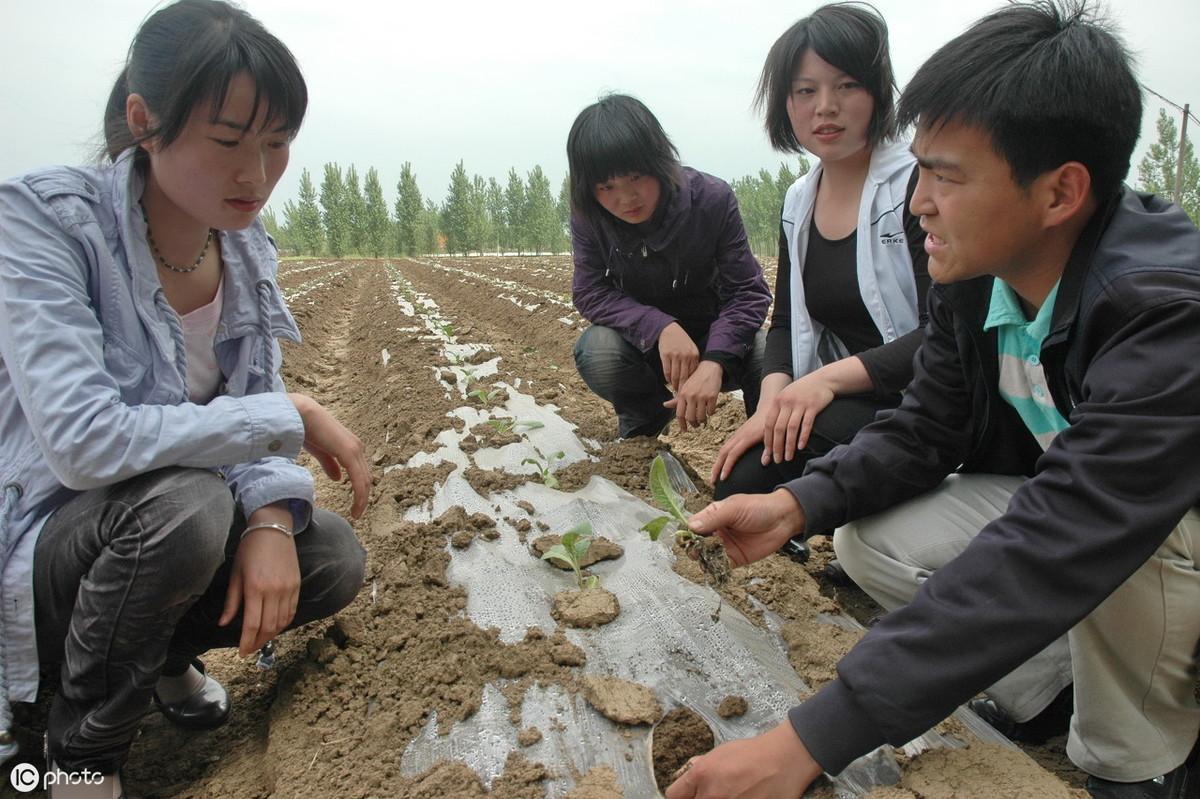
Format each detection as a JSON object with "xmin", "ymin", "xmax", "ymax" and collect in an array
[
  {"xmin": 199, "ymin": 36, "xmax": 308, "ymax": 134},
  {"xmin": 574, "ymin": 122, "xmax": 664, "ymax": 189}
]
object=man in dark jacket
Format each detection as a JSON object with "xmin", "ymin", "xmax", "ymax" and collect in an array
[{"xmin": 667, "ymin": 3, "xmax": 1200, "ymax": 799}]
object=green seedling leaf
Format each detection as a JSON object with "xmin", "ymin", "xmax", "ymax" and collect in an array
[
  {"xmin": 521, "ymin": 457, "xmax": 539, "ymax": 468},
  {"xmin": 544, "ymin": 473, "xmax": 560, "ymax": 490},
  {"xmin": 649, "ymin": 455, "xmax": 689, "ymax": 524},
  {"xmin": 515, "ymin": 420, "xmax": 544, "ymax": 431},
  {"xmin": 581, "ymin": 574, "xmax": 600, "ymax": 590},
  {"xmin": 541, "ymin": 544, "xmax": 575, "ymax": 569},
  {"xmin": 640, "ymin": 515, "xmax": 673, "ymax": 542}
]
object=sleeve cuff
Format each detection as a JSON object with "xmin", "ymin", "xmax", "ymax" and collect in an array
[
  {"xmin": 788, "ymin": 679, "xmax": 886, "ymax": 776},
  {"xmin": 236, "ymin": 392, "xmax": 305, "ymax": 461}
]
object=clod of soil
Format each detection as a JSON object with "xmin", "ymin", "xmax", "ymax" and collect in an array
[
  {"xmin": 551, "ymin": 588, "xmax": 620, "ymax": 628},
  {"xmin": 684, "ymin": 535, "xmax": 732, "ymax": 587},
  {"xmin": 651, "ymin": 707, "xmax": 716, "ymax": 792},
  {"xmin": 516, "ymin": 500, "xmax": 536, "ymax": 515},
  {"xmin": 532, "ymin": 535, "xmax": 625, "ymax": 569},
  {"xmin": 564, "ymin": 766, "xmax": 624, "ymax": 799},
  {"xmin": 451, "ymin": 530, "xmax": 475, "ymax": 549},
  {"xmin": 716, "ymin": 695, "xmax": 748, "ymax": 719},
  {"xmin": 517, "ymin": 726, "xmax": 542, "ymax": 747},
  {"xmin": 901, "ymin": 742, "xmax": 1090, "ymax": 798},
  {"xmin": 580, "ymin": 675, "xmax": 662, "ymax": 726}
]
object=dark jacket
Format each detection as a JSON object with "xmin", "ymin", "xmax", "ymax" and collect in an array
[
  {"xmin": 783, "ymin": 189, "xmax": 1200, "ymax": 774},
  {"xmin": 570, "ymin": 167, "xmax": 770, "ymax": 379}
]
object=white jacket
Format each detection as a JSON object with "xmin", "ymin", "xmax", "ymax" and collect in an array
[{"xmin": 782, "ymin": 139, "xmax": 920, "ymax": 377}]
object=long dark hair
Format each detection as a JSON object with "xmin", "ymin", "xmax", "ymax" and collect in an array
[
  {"xmin": 102, "ymin": 0, "xmax": 307, "ymax": 162},
  {"xmin": 755, "ymin": 2, "xmax": 897, "ymax": 153},
  {"xmin": 566, "ymin": 94, "xmax": 682, "ymax": 227}
]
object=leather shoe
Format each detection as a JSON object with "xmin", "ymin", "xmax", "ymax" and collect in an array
[
  {"xmin": 1085, "ymin": 763, "xmax": 1190, "ymax": 798},
  {"xmin": 969, "ymin": 685, "xmax": 1072, "ymax": 745},
  {"xmin": 152, "ymin": 660, "xmax": 231, "ymax": 730}
]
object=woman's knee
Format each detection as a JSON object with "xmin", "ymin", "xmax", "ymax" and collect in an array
[
  {"xmin": 298, "ymin": 510, "xmax": 366, "ymax": 616},
  {"xmin": 573, "ymin": 326, "xmax": 638, "ymax": 384},
  {"xmin": 135, "ymin": 468, "xmax": 233, "ymax": 579}
]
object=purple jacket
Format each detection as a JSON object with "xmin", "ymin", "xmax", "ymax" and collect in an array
[{"xmin": 570, "ymin": 167, "xmax": 770, "ymax": 376}]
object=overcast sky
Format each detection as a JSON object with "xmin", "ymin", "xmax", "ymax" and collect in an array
[{"xmin": 2, "ymin": 0, "xmax": 1196, "ymax": 215}]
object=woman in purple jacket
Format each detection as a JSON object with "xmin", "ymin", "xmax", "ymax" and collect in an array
[{"xmin": 567, "ymin": 94, "xmax": 772, "ymax": 438}]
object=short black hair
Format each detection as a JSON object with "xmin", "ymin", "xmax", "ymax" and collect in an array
[
  {"xmin": 103, "ymin": 0, "xmax": 307, "ymax": 161},
  {"xmin": 566, "ymin": 94, "xmax": 682, "ymax": 226},
  {"xmin": 898, "ymin": 0, "xmax": 1141, "ymax": 200},
  {"xmin": 755, "ymin": 2, "xmax": 897, "ymax": 153}
]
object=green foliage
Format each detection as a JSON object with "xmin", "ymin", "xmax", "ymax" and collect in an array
[
  {"xmin": 485, "ymin": 177, "xmax": 505, "ymax": 253},
  {"xmin": 641, "ymin": 454, "xmax": 695, "ymax": 543},
  {"xmin": 503, "ymin": 168, "xmax": 527, "ymax": 254},
  {"xmin": 467, "ymin": 174, "xmax": 492, "ymax": 254},
  {"xmin": 395, "ymin": 162, "xmax": 424, "ymax": 256},
  {"xmin": 362, "ymin": 167, "xmax": 392, "ymax": 257},
  {"xmin": 319, "ymin": 162, "xmax": 348, "ymax": 257},
  {"xmin": 467, "ymin": 387, "xmax": 504, "ymax": 405},
  {"xmin": 442, "ymin": 160, "xmax": 473, "ymax": 256},
  {"xmin": 731, "ymin": 159, "xmax": 810, "ymax": 257},
  {"xmin": 484, "ymin": 418, "xmax": 545, "ymax": 436},
  {"xmin": 524, "ymin": 165, "xmax": 561, "ymax": 254},
  {"xmin": 343, "ymin": 165, "xmax": 367, "ymax": 254},
  {"xmin": 420, "ymin": 198, "xmax": 442, "ymax": 254},
  {"xmin": 540, "ymin": 522, "xmax": 599, "ymax": 590},
  {"xmin": 1138, "ymin": 109, "xmax": 1200, "ymax": 225},
  {"xmin": 285, "ymin": 168, "xmax": 324, "ymax": 256},
  {"xmin": 522, "ymin": 449, "xmax": 565, "ymax": 489},
  {"xmin": 557, "ymin": 174, "xmax": 572, "ymax": 243}
]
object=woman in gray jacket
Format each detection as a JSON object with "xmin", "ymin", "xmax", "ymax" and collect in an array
[{"xmin": 0, "ymin": 2, "xmax": 367, "ymax": 794}]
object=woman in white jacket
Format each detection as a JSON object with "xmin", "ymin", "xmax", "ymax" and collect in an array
[{"xmin": 711, "ymin": 3, "xmax": 929, "ymax": 519}]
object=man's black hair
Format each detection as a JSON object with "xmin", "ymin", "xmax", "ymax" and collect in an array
[
  {"xmin": 566, "ymin": 94, "xmax": 681, "ymax": 227},
  {"xmin": 898, "ymin": 0, "xmax": 1141, "ymax": 200},
  {"xmin": 755, "ymin": 2, "xmax": 898, "ymax": 153}
]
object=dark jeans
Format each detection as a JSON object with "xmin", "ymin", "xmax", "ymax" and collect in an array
[
  {"xmin": 712, "ymin": 393, "xmax": 898, "ymax": 502},
  {"xmin": 33, "ymin": 467, "xmax": 366, "ymax": 773},
  {"xmin": 574, "ymin": 325, "xmax": 766, "ymax": 438}
]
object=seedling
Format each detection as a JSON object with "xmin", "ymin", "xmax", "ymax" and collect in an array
[
  {"xmin": 468, "ymin": 387, "xmax": 504, "ymax": 405},
  {"xmin": 640, "ymin": 455, "xmax": 693, "ymax": 544},
  {"xmin": 484, "ymin": 418, "xmax": 545, "ymax": 437},
  {"xmin": 540, "ymin": 522, "xmax": 599, "ymax": 590},
  {"xmin": 642, "ymin": 455, "xmax": 732, "ymax": 615},
  {"xmin": 522, "ymin": 449, "xmax": 565, "ymax": 489},
  {"xmin": 438, "ymin": 321, "xmax": 455, "ymax": 338}
]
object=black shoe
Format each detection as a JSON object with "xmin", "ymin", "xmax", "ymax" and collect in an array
[
  {"xmin": 823, "ymin": 558, "xmax": 855, "ymax": 586},
  {"xmin": 153, "ymin": 659, "xmax": 231, "ymax": 730},
  {"xmin": 968, "ymin": 685, "xmax": 1072, "ymax": 745},
  {"xmin": 1085, "ymin": 763, "xmax": 1190, "ymax": 798},
  {"xmin": 778, "ymin": 537, "xmax": 810, "ymax": 564}
]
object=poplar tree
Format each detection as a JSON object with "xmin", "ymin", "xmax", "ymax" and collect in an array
[
  {"xmin": 394, "ymin": 162, "xmax": 423, "ymax": 256},
  {"xmin": 442, "ymin": 160, "xmax": 473, "ymax": 256},
  {"xmin": 556, "ymin": 175, "xmax": 572, "ymax": 252},
  {"xmin": 320, "ymin": 162, "xmax": 348, "ymax": 257},
  {"xmin": 524, "ymin": 165, "xmax": 558, "ymax": 254},
  {"xmin": 467, "ymin": 174, "xmax": 491, "ymax": 254},
  {"xmin": 344, "ymin": 165, "xmax": 366, "ymax": 255},
  {"xmin": 486, "ymin": 177, "xmax": 505, "ymax": 253},
  {"xmin": 503, "ymin": 168, "xmax": 527, "ymax": 254},
  {"xmin": 419, "ymin": 198, "xmax": 441, "ymax": 255},
  {"xmin": 285, "ymin": 168, "xmax": 324, "ymax": 255},
  {"xmin": 1137, "ymin": 108, "xmax": 1199, "ymax": 224},
  {"xmin": 362, "ymin": 167, "xmax": 391, "ymax": 257}
]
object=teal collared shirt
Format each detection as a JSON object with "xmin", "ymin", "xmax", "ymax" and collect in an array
[{"xmin": 983, "ymin": 278, "xmax": 1069, "ymax": 450}]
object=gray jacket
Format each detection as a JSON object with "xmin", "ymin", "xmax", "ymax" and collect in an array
[{"xmin": 0, "ymin": 150, "xmax": 311, "ymax": 716}]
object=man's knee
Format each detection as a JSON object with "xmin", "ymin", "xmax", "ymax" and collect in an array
[
  {"xmin": 573, "ymin": 325, "xmax": 637, "ymax": 381},
  {"xmin": 832, "ymin": 521, "xmax": 876, "ymax": 588}
]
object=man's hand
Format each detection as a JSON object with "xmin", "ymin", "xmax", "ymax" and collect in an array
[
  {"xmin": 288, "ymin": 393, "xmax": 371, "ymax": 518},
  {"xmin": 658, "ymin": 322, "xmax": 700, "ymax": 391},
  {"xmin": 711, "ymin": 412, "xmax": 766, "ymax": 483},
  {"xmin": 665, "ymin": 720, "xmax": 822, "ymax": 799},
  {"xmin": 761, "ymin": 372, "xmax": 836, "ymax": 464},
  {"xmin": 688, "ymin": 489, "xmax": 805, "ymax": 566},
  {"xmin": 665, "ymin": 361, "xmax": 723, "ymax": 431},
  {"xmin": 220, "ymin": 505, "xmax": 301, "ymax": 656}
]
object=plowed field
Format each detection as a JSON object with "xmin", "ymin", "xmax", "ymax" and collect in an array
[{"xmin": 101, "ymin": 256, "xmax": 1083, "ymax": 797}]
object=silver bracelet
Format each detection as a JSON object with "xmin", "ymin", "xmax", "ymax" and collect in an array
[{"xmin": 241, "ymin": 522, "xmax": 295, "ymax": 540}]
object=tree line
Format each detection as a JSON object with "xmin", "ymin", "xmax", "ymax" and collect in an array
[
  {"xmin": 263, "ymin": 158, "xmax": 820, "ymax": 260},
  {"xmin": 266, "ymin": 122, "xmax": 1200, "ymax": 261}
]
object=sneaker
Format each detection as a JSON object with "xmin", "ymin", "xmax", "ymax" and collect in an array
[
  {"xmin": 968, "ymin": 685, "xmax": 1072, "ymax": 745},
  {"xmin": 1085, "ymin": 763, "xmax": 1190, "ymax": 798}
]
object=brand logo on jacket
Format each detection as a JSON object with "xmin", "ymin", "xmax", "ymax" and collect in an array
[{"xmin": 879, "ymin": 231, "xmax": 905, "ymax": 245}]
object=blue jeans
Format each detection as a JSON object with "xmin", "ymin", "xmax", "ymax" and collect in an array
[
  {"xmin": 574, "ymin": 325, "xmax": 765, "ymax": 438},
  {"xmin": 33, "ymin": 467, "xmax": 365, "ymax": 773}
]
